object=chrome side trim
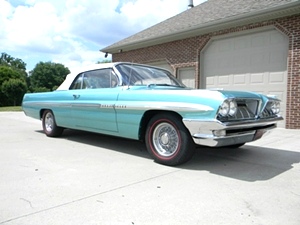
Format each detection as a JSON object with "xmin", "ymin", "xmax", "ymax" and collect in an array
[
  {"xmin": 71, "ymin": 103, "xmax": 101, "ymax": 108},
  {"xmin": 23, "ymin": 101, "xmax": 214, "ymax": 112},
  {"xmin": 116, "ymin": 101, "xmax": 214, "ymax": 112}
]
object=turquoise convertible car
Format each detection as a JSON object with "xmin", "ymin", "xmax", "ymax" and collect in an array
[{"xmin": 22, "ymin": 62, "xmax": 283, "ymax": 166}]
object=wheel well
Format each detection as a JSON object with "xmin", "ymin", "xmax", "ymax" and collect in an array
[
  {"xmin": 138, "ymin": 110, "xmax": 182, "ymax": 141},
  {"xmin": 40, "ymin": 109, "xmax": 49, "ymax": 119}
]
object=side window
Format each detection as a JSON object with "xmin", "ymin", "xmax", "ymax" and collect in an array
[
  {"xmin": 70, "ymin": 69, "xmax": 118, "ymax": 90},
  {"xmin": 70, "ymin": 73, "xmax": 84, "ymax": 89}
]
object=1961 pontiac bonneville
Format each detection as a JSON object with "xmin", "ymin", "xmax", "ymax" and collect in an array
[{"xmin": 22, "ymin": 62, "xmax": 283, "ymax": 166}]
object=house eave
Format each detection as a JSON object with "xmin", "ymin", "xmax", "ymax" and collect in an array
[{"xmin": 100, "ymin": 1, "xmax": 300, "ymax": 54}]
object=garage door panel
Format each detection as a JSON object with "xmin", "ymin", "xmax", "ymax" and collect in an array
[
  {"xmin": 146, "ymin": 61, "xmax": 173, "ymax": 73},
  {"xmin": 250, "ymin": 73, "xmax": 265, "ymax": 84},
  {"xmin": 219, "ymin": 57, "xmax": 231, "ymax": 68},
  {"xmin": 233, "ymin": 55, "xmax": 249, "ymax": 68},
  {"xmin": 219, "ymin": 75, "xmax": 230, "ymax": 85},
  {"xmin": 269, "ymin": 72, "xmax": 285, "ymax": 83},
  {"xmin": 206, "ymin": 77, "xmax": 215, "ymax": 86},
  {"xmin": 270, "ymin": 50, "xmax": 284, "ymax": 63},
  {"xmin": 219, "ymin": 39, "xmax": 232, "ymax": 52},
  {"xmin": 178, "ymin": 67, "xmax": 196, "ymax": 88},
  {"xmin": 234, "ymin": 37, "xmax": 248, "ymax": 49},
  {"xmin": 271, "ymin": 32, "xmax": 286, "ymax": 44},
  {"xmin": 251, "ymin": 33, "xmax": 268, "ymax": 47},
  {"xmin": 202, "ymin": 29, "xmax": 288, "ymax": 127},
  {"xmin": 233, "ymin": 74, "xmax": 246, "ymax": 84},
  {"xmin": 208, "ymin": 42, "xmax": 218, "ymax": 53},
  {"xmin": 250, "ymin": 53, "xmax": 268, "ymax": 68}
]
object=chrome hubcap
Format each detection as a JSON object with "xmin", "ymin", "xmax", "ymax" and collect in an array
[
  {"xmin": 45, "ymin": 112, "xmax": 54, "ymax": 132},
  {"xmin": 152, "ymin": 122, "xmax": 179, "ymax": 157}
]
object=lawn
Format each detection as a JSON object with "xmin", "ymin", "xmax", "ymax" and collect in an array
[{"xmin": 0, "ymin": 106, "xmax": 22, "ymax": 112}]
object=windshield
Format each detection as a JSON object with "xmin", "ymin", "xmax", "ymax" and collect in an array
[{"xmin": 115, "ymin": 63, "xmax": 185, "ymax": 87}]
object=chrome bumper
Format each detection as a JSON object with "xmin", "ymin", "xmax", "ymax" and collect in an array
[{"xmin": 182, "ymin": 116, "xmax": 283, "ymax": 147}]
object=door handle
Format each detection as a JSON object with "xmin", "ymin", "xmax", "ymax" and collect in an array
[{"xmin": 73, "ymin": 94, "xmax": 80, "ymax": 99}]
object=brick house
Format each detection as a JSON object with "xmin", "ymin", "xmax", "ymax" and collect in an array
[{"xmin": 101, "ymin": 0, "xmax": 300, "ymax": 129}]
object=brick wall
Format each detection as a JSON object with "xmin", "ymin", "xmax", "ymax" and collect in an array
[
  {"xmin": 113, "ymin": 14, "xmax": 300, "ymax": 129},
  {"xmin": 276, "ymin": 15, "xmax": 300, "ymax": 129}
]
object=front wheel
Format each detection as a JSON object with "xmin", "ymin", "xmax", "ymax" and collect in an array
[
  {"xmin": 42, "ymin": 110, "xmax": 64, "ymax": 137},
  {"xmin": 145, "ymin": 113, "xmax": 195, "ymax": 166}
]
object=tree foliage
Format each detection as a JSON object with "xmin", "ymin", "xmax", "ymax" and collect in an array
[
  {"xmin": 0, "ymin": 65, "xmax": 27, "ymax": 106},
  {"xmin": 1, "ymin": 79, "xmax": 27, "ymax": 106},
  {"xmin": 0, "ymin": 53, "xmax": 72, "ymax": 106},
  {"xmin": 0, "ymin": 66, "xmax": 23, "ymax": 84},
  {"xmin": 29, "ymin": 62, "xmax": 70, "ymax": 92},
  {"xmin": 0, "ymin": 52, "xmax": 27, "ymax": 80},
  {"xmin": 0, "ymin": 52, "xmax": 26, "ymax": 71},
  {"xmin": 97, "ymin": 59, "xmax": 112, "ymax": 64}
]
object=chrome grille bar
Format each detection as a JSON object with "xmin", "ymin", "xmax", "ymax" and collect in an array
[
  {"xmin": 217, "ymin": 98, "xmax": 279, "ymax": 122},
  {"xmin": 218, "ymin": 99, "xmax": 258, "ymax": 121}
]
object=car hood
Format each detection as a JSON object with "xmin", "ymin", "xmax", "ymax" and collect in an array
[
  {"xmin": 217, "ymin": 90, "xmax": 264, "ymax": 99},
  {"xmin": 127, "ymin": 86, "xmax": 265, "ymax": 101}
]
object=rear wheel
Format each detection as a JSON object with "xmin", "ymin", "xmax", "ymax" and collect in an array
[
  {"xmin": 42, "ymin": 110, "xmax": 64, "ymax": 137},
  {"xmin": 145, "ymin": 113, "xmax": 195, "ymax": 166}
]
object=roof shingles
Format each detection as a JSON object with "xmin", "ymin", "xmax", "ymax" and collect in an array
[{"xmin": 102, "ymin": 0, "xmax": 299, "ymax": 52}]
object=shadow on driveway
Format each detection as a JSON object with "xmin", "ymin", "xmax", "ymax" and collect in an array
[
  {"xmin": 183, "ymin": 145, "xmax": 300, "ymax": 182},
  {"xmin": 36, "ymin": 129, "xmax": 300, "ymax": 182}
]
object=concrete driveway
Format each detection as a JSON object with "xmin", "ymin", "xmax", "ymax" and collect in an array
[{"xmin": 0, "ymin": 112, "xmax": 299, "ymax": 225}]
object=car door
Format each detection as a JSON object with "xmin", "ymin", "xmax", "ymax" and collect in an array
[{"xmin": 70, "ymin": 68, "xmax": 119, "ymax": 133}]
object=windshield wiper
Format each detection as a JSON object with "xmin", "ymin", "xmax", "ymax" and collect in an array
[{"xmin": 147, "ymin": 83, "xmax": 184, "ymax": 88}]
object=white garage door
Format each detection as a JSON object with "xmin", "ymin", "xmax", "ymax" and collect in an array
[
  {"xmin": 146, "ymin": 61, "xmax": 173, "ymax": 73},
  {"xmin": 178, "ymin": 67, "xmax": 196, "ymax": 88},
  {"xmin": 202, "ymin": 29, "xmax": 288, "ymax": 127}
]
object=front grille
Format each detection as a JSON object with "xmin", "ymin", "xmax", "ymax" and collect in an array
[
  {"xmin": 217, "ymin": 98, "xmax": 279, "ymax": 122},
  {"xmin": 235, "ymin": 105, "xmax": 256, "ymax": 119},
  {"xmin": 260, "ymin": 102, "xmax": 278, "ymax": 118},
  {"xmin": 217, "ymin": 99, "xmax": 259, "ymax": 122}
]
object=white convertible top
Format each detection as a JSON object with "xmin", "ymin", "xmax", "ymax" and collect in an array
[{"xmin": 57, "ymin": 63, "xmax": 116, "ymax": 90}]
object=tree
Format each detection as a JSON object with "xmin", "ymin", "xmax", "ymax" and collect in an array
[
  {"xmin": 0, "ymin": 66, "xmax": 27, "ymax": 106},
  {"xmin": 0, "ymin": 52, "xmax": 27, "ymax": 80},
  {"xmin": 0, "ymin": 52, "xmax": 26, "ymax": 70},
  {"xmin": 30, "ymin": 62, "xmax": 70, "ymax": 92},
  {"xmin": 0, "ymin": 66, "xmax": 22, "ymax": 84},
  {"xmin": 1, "ymin": 79, "xmax": 27, "ymax": 106}
]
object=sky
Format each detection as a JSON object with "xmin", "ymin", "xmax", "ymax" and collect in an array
[{"xmin": 0, "ymin": 0, "xmax": 206, "ymax": 72}]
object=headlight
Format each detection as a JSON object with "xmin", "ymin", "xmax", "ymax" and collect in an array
[
  {"xmin": 271, "ymin": 101, "xmax": 280, "ymax": 114},
  {"xmin": 219, "ymin": 100, "xmax": 230, "ymax": 117},
  {"xmin": 229, "ymin": 100, "xmax": 237, "ymax": 116},
  {"xmin": 218, "ymin": 99, "xmax": 237, "ymax": 117}
]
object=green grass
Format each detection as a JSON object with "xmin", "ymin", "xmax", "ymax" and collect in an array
[{"xmin": 0, "ymin": 106, "xmax": 22, "ymax": 112}]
